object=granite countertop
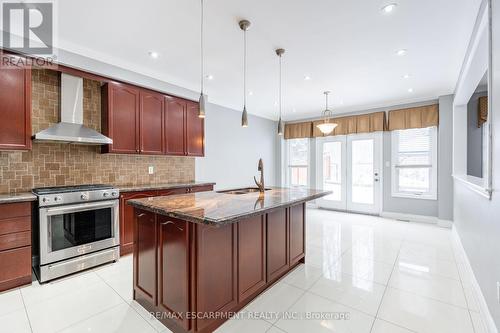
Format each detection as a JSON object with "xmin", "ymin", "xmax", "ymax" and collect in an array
[
  {"xmin": 116, "ymin": 181, "xmax": 216, "ymax": 193},
  {"xmin": 127, "ymin": 187, "xmax": 331, "ymax": 226},
  {"xmin": 0, "ymin": 192, "xmax": 37, "ymax": 204}
]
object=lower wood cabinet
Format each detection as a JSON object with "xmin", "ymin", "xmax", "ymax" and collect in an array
[
  {"xmin": 0, "ymin": 202, "xmax": 32, "ymax": 292},
  {"xmin": 266, "ymin": 208, "xmax": 289, "ymax": 282},
  {"xmin": 120, "ymin": 184, "xmax": 214, "ymax": 255},
  {"xmin": 133, "ymin": 203, "xmax": 306, "ymax": 333}
]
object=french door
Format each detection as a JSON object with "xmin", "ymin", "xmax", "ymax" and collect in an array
[{"xmin": 316, "ymin": 132, "xmax": 383, "ymax": 214}]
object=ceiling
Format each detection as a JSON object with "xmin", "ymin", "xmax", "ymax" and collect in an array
[{"xmin": 56, "ymin": 0, "xmax": 481, "ymax": 121}]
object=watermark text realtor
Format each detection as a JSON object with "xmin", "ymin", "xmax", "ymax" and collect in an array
[{"xmin": 1, "ymin": 1, "xmax": 56, "ymax": 67}]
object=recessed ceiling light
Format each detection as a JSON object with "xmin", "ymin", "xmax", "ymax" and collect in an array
[
  {"xmin": 381, "ymin": 3, "xmax": 397, "ymax": 13},
  {"xmin": 396, "ymin": 49, "xmax": 407, "ymax": 56},
  {"xmin": 403, "ymin": 74, "xmax": 411, "ymax": 79},
  {"xmin": 408, "ymin": 88, "xmax": 414, "ymax": 93},
  {"xmin": 304, "ymin": 75, "xmax": 311, "ymax": 81},
  {"xmin": 148, "ymin": 51, "xmax": 159, "ymax": 59},
  {"xmin": 248, "ymin": 91, "xmax": 253, "ymax": 96},
  {"xmin": 274, "ymin": 101, "xmax": 278, "ymax": 106},
  {"xmin": 205, "ymin": 74, "xmax": 214, "ymax": 80}
]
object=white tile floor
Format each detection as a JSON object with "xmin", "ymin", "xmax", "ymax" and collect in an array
[{"xmin": 0, "ymin": 209, "xmax": 486, "ymax": 333}]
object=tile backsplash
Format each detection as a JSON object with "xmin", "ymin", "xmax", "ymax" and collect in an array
[{"xmin": 0, "ymin": 69, "xmax": 195, "ymax": 194}]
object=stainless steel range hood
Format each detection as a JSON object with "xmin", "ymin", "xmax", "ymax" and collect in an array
[{"xmin": 33, "ymin": 73, "xmax": 113, "ymax": 145}]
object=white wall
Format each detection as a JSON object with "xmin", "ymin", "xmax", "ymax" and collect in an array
[{"xmin": 195, "ymin": 103, "xmax": 279, "ymax": 190}]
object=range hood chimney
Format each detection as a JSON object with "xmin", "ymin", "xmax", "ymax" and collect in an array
[{"xmin": 33, "ymin": 73, "xmax": 113, "ymax": 145}]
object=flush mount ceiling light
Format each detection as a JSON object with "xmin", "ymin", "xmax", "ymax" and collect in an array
[
  {"xmin": 148, "ymin": 51, "xmax": 159, "ymax": 59},
  {"xmin": 239, "ymin": 19, "xmax": 251, "ymax": 127},
  {"xmin": 304, "ymin": 75, "xmax": 311, "ymax": 81},
  {"xmin": 403, "ymin": 74, "xmax": 411, "ymax": 79},
  {"xmin": 276, "ymin": 48, "xmax": 285, "ymax": 136},
  {"xmin": 198, "ymin": 0, "xmax": 206, "ymax": 118},
  {"xmin": 248, "ymin": 90, "xmax": 253, "ymax": 96},
  {"xmin": 396, "ymin": 49, "xmax": 408, "ymax": 56},
  {"xmin": 205, "ymin": 74, "xmax": 214, "ymax": 80},
  {"xmin": 316, "ymin": 91, "xmax": 337, "ymax": 135},
  {"xmin": 381, "ymin": 3, "xmax": 397, "ymax": 13},
  {"xmin": 408, "ymin": 88, "xmax": 414, "ymax": 93}
]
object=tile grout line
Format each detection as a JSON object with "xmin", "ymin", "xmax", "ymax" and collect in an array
[{"xmin": 19, "ymin": 287, "xmax": 34, "ymax": 333}]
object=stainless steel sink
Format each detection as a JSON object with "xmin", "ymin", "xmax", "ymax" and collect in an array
[{"xmin": 217, "ymin": 187, "xmax": 271, "ymax": 195}]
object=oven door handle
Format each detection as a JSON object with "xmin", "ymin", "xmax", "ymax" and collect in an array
[{"xmin": 44, "ymin": 200, "xmax": 118, "ymax": 215}]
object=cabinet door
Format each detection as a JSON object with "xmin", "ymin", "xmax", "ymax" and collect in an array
[
  {"xmin": 157, "ymin": 188, "xmax": 188, "ymax": 196},
  {"xmin": 0, "ymin": 57, "xmax": 31, "ymax": 150},
  {"xmin": 0, "ymin": 246, "xmax": 32, "ymax": 292},
  {"xmin": 289, "ymin": 204, "xmax": 305, "ymax": 265},
  {"xmin": 266, "ymin": 208, "xmax": 289, "ymax": 282},
  {"xmin": 164, "ymin": 97, "xmax": 186, "ymax": 156},
  {"xmin": 134, "ymin": 209, "xmax": 157, "ymax": 306},
  {"xmin": 195, "ymin": 223, "xmax": 237, "ymax": 332},
  {"xmin": 103, "ymin": 82, "xmax": 140, "ymax": 153},
  {"xmin": 189, "ymin": 185, "xmax": 213, "ymax": 193},
  {"xmin": 237, "ymin": 215, "xmax": 266, "ymax": 302},
  {"xmin": 140, "ymin": 90, "xmax": 164, "ymax": 155},
  {"xmin": 120, "ymin": 191, "xmax": 157, "ymax": 255},
  {"xmin": 157, "ymin": 217, "xmax": 190, "ymax": 330},
  {"xmin": 185, "ymin": 101, "xmax": 204, "ymax": 156}
]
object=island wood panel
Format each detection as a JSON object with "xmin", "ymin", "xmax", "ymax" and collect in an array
[
  {"xmin": 266, "ymin": 208, "xmax": 289, "ymax": 282},
  {"xmin": 164, "ymin": 97, "xmax": 186, "ymax": 156},
  {"xmin": 140, "ymin": 90, "xmax": 164, "ymax": 155},
  {"xmin": 102, "ymin": 82, "xmax": 140, "ymax": 153},
  {"xmin": 120, "ymin": 191, "xmax": 157, "ymax": 255},
  {"xmin": 185, "ymin": 101, "xmax": 204, "ymax": 157},
  {"xmin": 0, "ymin": 246, "xmax": 32, "ymax": 292},
  {"xmin": 237, "ymin": 214, "xmax": 266, "ymax": 302},
  {"xmin": 157, "ymin": 216, "xmax": 190, "ymax": 331},
  {"xmin": 195, "ymin": 223, "xmax": 237, "ymax": 332},
  {"xmin": 0, "ymin": 60, "xmax": 31, "ymax": 150},
  {"xmin": 289, "ymin": 203, "xmax": 306, "ymax": 266},
  {"xmin": 134, "ymin": 210, "xmax": 158, "ymax": 306}
]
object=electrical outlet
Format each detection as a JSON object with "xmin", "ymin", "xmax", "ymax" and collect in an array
[
  {"xmin": 497, "ymin": 281, "xmax": 500, "ymax": 304},
  {"xmin": 148, "ymin": 166, "xmax": 154, "ymax": 175}
]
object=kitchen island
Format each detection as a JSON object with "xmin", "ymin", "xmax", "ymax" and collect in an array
[{"xmin": 128, "ymin": 187, "xmax": 330, "ymax": 333}]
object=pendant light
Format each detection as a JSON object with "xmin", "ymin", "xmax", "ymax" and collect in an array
[
  {"xmin": 198, "ymin": 0, "xmax": 206, "ymax": 118},
  {"xmin": 276, "ymin": 48, "xmax": 285, "ymax": 135},
  {"xmin": 239, "ymin": 20, "xmax": 251, "ymax": 127},
  {"xmin": 316, "ymin": 91, "xmax": 337, "ymax": 135}
]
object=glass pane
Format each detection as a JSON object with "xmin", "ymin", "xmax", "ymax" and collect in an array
[
  {"xmin": 351, "ymin": 139, "xmax": 374, "ymax": 204},
  {"xmin": 50, "ymin": 208, "xmax": 112, "ymax": 251},
  {"xmin": 290, "ymin": 166, "xmax": 308, "ymax": 186},
  {"xmin": 322, "ymin": 141, "xmax": 342, "ymax": 201},
  {"xmin": 398, "ymin": 167, "xmax": 430, "ymax": 193},
  {"xmin": 288, "ymin": 138, "xmax": 309, "ymax": 165}
]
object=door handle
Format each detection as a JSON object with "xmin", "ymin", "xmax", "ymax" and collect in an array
[{"xmin": 161, "ymin": 221, "xmax": 184, "ymax": 231}]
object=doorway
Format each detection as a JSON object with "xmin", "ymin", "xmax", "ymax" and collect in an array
[{"xmin": 316, "ymin": 132, "xmax": 383, "ymax": 214}]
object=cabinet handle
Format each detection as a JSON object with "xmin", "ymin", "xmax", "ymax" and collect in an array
[
  {"xmin": 161, "ymin": 221, "xmax": 184, "ymax": 231},
  {"xmin": 137, "ymin": 213, "xmax": 146, "ymax": 218}
]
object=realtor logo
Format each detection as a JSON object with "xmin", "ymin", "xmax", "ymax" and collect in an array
[{"xmin": 2, "ymin": 2, "xmax": 53, "ymax": 54}]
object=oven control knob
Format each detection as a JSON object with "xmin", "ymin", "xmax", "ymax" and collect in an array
[
  {"xmin": 42, "ymin": 197, "xmax": 50, "ymax": 203},
  {"xmin": 111, "ymin": 192, "xmax": 117, "ymax": 197},
  {"xmin": 103, "ymin": 192, "xmax": 109, "ymax": 197},
  {"xmin": 81, "ymin": 193, "xmax": 89, "ymax": 200},
  {"xmin": 54, "ymin": 196, "xmax": 62, "ymax": 202}
]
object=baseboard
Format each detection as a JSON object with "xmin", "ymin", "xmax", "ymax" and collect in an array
[
  {"xmin": 437, "ymin": 219, "xmax": 453, "ymax": 228},
  {"xmin": 452, "ymin": 226, "xmax": 499, "ymax": 333},
  {"xmin": 306, "ymin": 202, "xmax": 318, "ymax": 209},
  {"xmin": 380, "ymin": 211, "xmax": 437, "ymax": 224}
]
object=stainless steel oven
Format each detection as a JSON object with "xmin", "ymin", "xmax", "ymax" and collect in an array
[{"xmin": 33, "ymin": 185, "xmax": 120, "ymax": 282}]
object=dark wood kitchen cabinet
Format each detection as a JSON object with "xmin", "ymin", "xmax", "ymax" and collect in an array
[
  {"xmin": 102, "ymin": 82, "xmax": 140, "ymax": 154},
  {"xmin": 0, "ymin": 54, "xmax": 32, "ymax": 151},
  {"xmin": 120, "ymin": 184, "xmax": 214, "ymax": 255},
  {"xmin": 289, "ymin": 203, "xmax": 305, "ymax": 266},
  {"xmin": 237, "ymin": 215, "xmax": 266, "ymax": 302},
  {"xmin": 266, "ymin": 208, "xmax": 289, "ymax": 282},
  {"xmin": 0, "ymin": 202, "xmax": 32, "ymax": 292},
  {"xmin": 165, "ymin": 97, "xmax": 205, "ymax": 157},
  {"xmin": 140, "ymin": 90, "xmax": 164, "ymax": 155}
]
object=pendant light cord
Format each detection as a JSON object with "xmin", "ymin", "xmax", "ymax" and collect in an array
[
  {"xmin": 279, "ymin": 53, "xmax": 282, "ymax": 119},
  {"xmin": 200, "ymin": 0, "xmax": 204, "ymax": 94},
  {"xmin": 243, "ymin": 29, "xmax": 247, "ymax": 108}
]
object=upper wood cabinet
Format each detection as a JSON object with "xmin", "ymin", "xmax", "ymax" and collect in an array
[
  {"xmin": 185, "ymin": 101, "xmax": 204, "ymax": 156},
  {"xmin": 140, "ymin": 90, "xmax": 164, "ymax": 155},
  {"xmin": 102, "ymin": 82, "xmax": 204, "ymax": 157},
  {"xmin": 164, "ymin": 97, "xmax": 186, "ymax": 156},
  {"xmin": 102, "ymin": 82, "xmax": 140, "ymax": 154},
  {"xmin": 0, "ymin": 55, "xmax": 31, "ymax": 151}
]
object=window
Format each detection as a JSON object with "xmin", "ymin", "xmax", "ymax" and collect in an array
[
  {"xmin": 287, "ymin": 138, "xmax": 309, "ymax": 187},
  {"xmin": 391, "ymin": 127, "xmax": 437, "ymax": 199}
]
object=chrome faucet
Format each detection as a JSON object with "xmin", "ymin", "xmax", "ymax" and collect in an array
[{"xmin": 254, "ymin": 158, "xmax": 265, "ymax": 193}]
